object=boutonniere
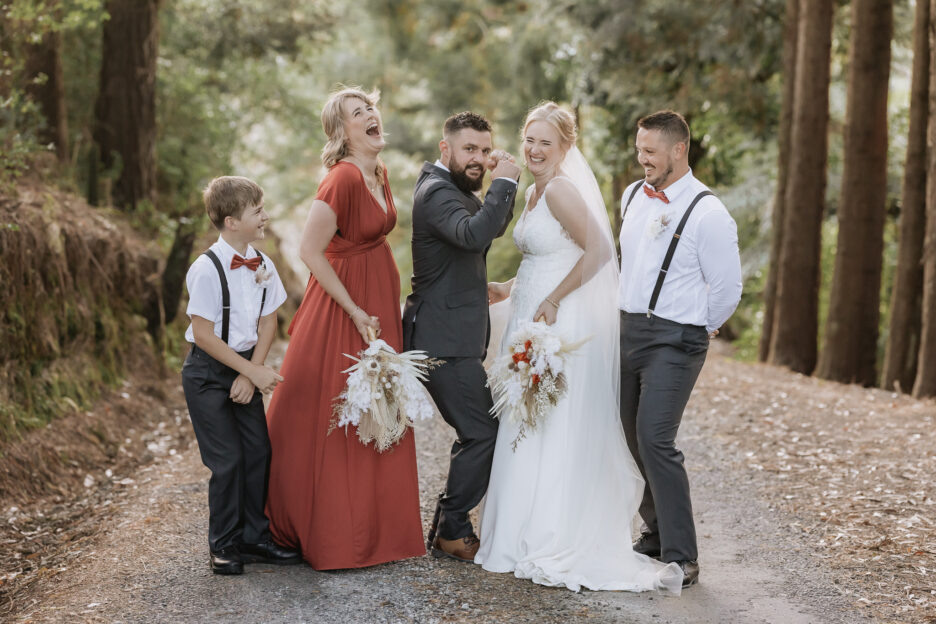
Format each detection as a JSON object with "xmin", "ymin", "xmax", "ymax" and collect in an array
[
  {"xmin": 647, "ymin": 213, "xmax": 672, "ymax": 239},
  {"xmin": 254, "ymin": 262, "xmax": 273, "ymax": 287}
]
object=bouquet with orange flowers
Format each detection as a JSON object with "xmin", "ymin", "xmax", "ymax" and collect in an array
[{"xmin": 487, "ymin": 321, "xmax": 588, "ymax": 449}]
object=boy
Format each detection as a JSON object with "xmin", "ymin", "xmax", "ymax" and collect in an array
[{"xmin": 181, "ymin": 175, "xmax": 300, "ymax": 574}]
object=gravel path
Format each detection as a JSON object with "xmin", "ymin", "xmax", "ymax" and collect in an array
[{"xmin": 11, "ymin": 348, "xmax": 872, "ymax": 623}]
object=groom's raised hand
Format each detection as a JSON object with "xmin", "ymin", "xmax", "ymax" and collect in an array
[{"xmin": 489, "ymin": 150, "xmax": 520, "ymax": 181}]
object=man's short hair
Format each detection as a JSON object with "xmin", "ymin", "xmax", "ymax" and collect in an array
[
  {"xmin": 203, "ymin": 176, "xmax": 263, "ymax": 231},
  {"xmin": 443, "ymin": 111, "xmax": 492, "ymax": 138},
  {"xmin": 637, "ymin": 110, "xmax": 691, "ymax": 146}
]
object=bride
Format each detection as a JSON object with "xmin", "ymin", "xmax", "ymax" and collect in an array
[{"xmin": 475, "ymin": 102, "xmax": 683, "ymax": 593}]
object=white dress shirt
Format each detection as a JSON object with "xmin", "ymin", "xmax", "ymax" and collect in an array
[
  {"xmin": 185, "ymin": 235, "xmax": 288, "ymax": 352},
  {"xmin": 618, "ymin": 170, "xmax": 742, "ymax": 333}
]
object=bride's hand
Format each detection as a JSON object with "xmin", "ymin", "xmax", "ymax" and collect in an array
[
  {"xmin": 533, "ymin": 299, "xmax": 558, "ymax": 325},
  {"xmin": 487, "ymin": 281, "xmax": 510, "ymax": 305}
]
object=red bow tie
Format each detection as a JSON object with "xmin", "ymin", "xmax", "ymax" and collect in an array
[
  {"xmin": 643, "ymin": 184, "xmax": 669, "ymax": 204},
  {"xmin": 230, "ymin": 254, "xmax": 262, "ymax": 271}
]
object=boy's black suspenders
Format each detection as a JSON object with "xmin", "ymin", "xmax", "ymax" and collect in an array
[
  {"xmin": 622, "ymin": 183, "xmax": 714, "ymax": 319},
  {"xmin": 203, "ymin": 249, "xmax": 268, "ymax": 345}
]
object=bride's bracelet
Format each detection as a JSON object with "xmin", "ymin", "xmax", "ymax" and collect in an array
[{"xmin": 545, "ymin": 297, "xmax": 560, "ymax": 309}]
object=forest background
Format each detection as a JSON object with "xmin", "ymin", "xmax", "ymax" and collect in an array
[{"xmin": 2, "ymin": 0, "xmax": 935, "ymax": 440}]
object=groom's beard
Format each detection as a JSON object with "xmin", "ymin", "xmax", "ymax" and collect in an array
[{"xmin": 448, "ymin": 157, "xmax": 485, "ymax": 194}]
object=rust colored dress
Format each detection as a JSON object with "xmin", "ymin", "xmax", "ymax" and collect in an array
[{"xmin": 265, "ymin": 161, "xmax": 425, "ymax": 569}]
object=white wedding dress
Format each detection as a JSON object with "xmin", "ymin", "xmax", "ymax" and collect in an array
[{"xmin": 474, "ymin": 157, "xmax": 683, "ymax": 594}]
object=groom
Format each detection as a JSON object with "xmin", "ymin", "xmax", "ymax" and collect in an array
[
  {"xmin": 403, "ymin": 111, "xmax": 520, "ymax": 561},
  {"xmin": 618, "ymin": 110, "xmax": 742, "ymax": 587}
]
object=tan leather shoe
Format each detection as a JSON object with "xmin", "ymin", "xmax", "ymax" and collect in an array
[{"xmin": 431, "ymin": 534, "xmax": 480, "ymax": 562}]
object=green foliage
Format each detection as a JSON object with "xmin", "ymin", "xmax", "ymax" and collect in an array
[
  {"xmin": 0, "ymin": 90, "xmax": 42, "ymax": 190},
  {"xmin": 568, "ymin": 0, "xmax": 785, "ymax": 184},
  {"xmin": 0, "ymin": 0, "xmax": 107, "ymax": 189}
]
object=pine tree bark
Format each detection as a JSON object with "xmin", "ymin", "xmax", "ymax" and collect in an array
[
  {"xmin": 24, "ymin": 28, "xmax": 69, "ymax": 162},
  {"xmin": 882, "ymin": 0, "xmax": 929, "ymax": 392},
  {"xmin": 760, "ymin": 0, "xmax": 799, "ymax": 362},
  {"xmin": 816, "ymin": 0, "xmax": 893, "ymax": 385},
  {"xmin": 92, "ymin": 0, "xmax": 161, "ymax": 211},
  {"xmin": 768, "ymin": 0, "xmax": 835, "ymax": 374},
  {"xmin": 914, "ymin": 0, "xmax": 936, "ymax": 397}
]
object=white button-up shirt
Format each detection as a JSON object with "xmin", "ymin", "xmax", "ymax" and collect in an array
[
  {"xmin": 618, "ymin": 171, "xmax": 742, "ymax": 333},
  {"xmin": 185, "ymin": 235, "xmax": 288, "ymax": 352}
]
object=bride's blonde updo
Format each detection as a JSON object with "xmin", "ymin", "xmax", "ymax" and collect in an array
[
  {"xmin": 320, "ymin": 86, "xmax": 384, "ymax": 182},
  {"xmin": 522, "ymin": 101, "xmax": 577, "ymax": 150}
]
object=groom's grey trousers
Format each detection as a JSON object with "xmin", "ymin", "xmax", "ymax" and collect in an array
[{"xmin": 619, "ymin": 312, "xmax": 708, "ymax": 563}]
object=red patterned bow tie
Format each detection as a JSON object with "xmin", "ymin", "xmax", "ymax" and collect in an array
[
  {"xmin": 643, "ymin": 184, "xmax": 669, "ymax": 204},
  {"xmin": 230, "ymin": 254, "xmax": 262, "ymax": 271}
]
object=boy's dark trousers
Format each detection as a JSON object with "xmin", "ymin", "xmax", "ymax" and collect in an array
[{"xmin": 181, "ymin": 344, "xmax": 272, "ymax": 553}]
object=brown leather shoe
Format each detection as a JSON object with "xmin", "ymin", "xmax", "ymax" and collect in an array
[{"xmin": 431, "ymin": 534, "xmax": 480, "ymax": 562}]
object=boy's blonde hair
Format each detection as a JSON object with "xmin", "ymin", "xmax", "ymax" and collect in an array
[{"xmin": 203, "ymin": 176, "xmax": 263, "ymax": 231}]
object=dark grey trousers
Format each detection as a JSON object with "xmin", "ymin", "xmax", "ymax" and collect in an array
[
  {"xmin": 423, "ymin": 357, "xmax": 498, "ymax": 540},
  {"xmin": 619, "ymin": 312, "xmax": 708, "ymax": 563},
  {"xmin": 181, "ymin": 345, "xmax": 272, "ymax": 552}
]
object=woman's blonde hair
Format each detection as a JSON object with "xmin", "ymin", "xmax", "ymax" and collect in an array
[
  {"xmin": 320, "ymin": 86, "xmax": 384, "ymax": 183},
  {"xmin": 522, "ymin": 101, "xmax": 577, "ymax": 150}
]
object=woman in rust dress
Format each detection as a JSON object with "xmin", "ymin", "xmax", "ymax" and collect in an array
[{"xmin": 265, "ymin": 87, "xmax": 424, "ymax": 569}]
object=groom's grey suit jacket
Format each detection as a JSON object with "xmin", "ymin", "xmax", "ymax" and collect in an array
[{"xmin": 403, "ymin": 162, "xmax": 517, "ymax": 358}]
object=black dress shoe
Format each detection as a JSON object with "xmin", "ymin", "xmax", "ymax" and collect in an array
[
  {"xmin": 676, "ymin": 560, "xmax": 699, "ymax": 587},
  {"xmin": 239, "ymin": 539, "xmax": 301, "ymax": 565},
  {"xmin": 632, "ymin": 533, "xmax": 661, "ymax": 559},
  {"xmin": 210, "ymin": 547, "xmax": 243, "ymax": 575}
]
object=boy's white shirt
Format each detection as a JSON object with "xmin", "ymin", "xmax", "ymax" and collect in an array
[{"xmin": 184, "ymin": 235, "xmax": 288, "ymax": 352}]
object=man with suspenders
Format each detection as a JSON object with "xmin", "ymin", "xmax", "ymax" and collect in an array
[{"xmin": 618, "ymin": 111, "xmax": 743, "ymax": 587}]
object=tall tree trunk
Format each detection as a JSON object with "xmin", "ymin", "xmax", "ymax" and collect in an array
[
  {"xmin": 816, "ymin": 0, "xmax": 893, "ymax": 385},
  {"xmin": 882, "ymin": 0, "xmax": 929, "ymax": 392},
  {"xmin": 92, "ymin": 0, "xmax": 161, "ymax": 211},
  {"xmin": 760, "ymin": 0, "xmax": 800, "ymax": 362},
  {"xmin": 24, "ymin": 28, "xmax": 68, "ymax": 161},
  {"xmin": 914, "ymin": 0, "xmax": 936, "ymax": 397},
  {"xmin": 161, "ymin": 217, "xmax": 198, "ymax": 325},
  {"xmin": 768, "ymin": 0, "xmax": 835, "ymax": 374}
]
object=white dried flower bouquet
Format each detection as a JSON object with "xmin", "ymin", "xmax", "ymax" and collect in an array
[{"xmin": 332, "ymin": 328, "xmax": 439, "ymax": 452}]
